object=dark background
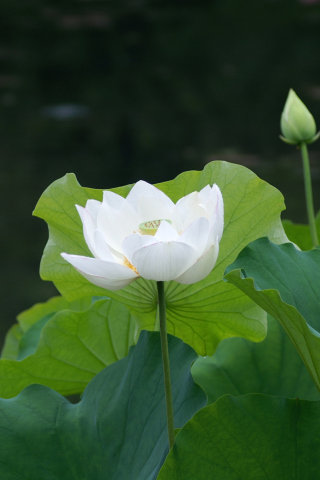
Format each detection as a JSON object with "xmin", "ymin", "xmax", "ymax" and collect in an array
[{"xmin": 1, "ymin": 0, "xmax": 320, "ymax": 347}]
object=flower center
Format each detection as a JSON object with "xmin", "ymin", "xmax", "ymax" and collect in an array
[
  {"xmin": 139, "ymin": 219, "xmax": 172, "ymax": 236},
  {"xmin": 123, "ymin": 257, "xmax": 139, "ymax": 275}
]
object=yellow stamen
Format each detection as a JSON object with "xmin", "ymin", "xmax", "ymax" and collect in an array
[{"xmin": 123, "ymin": 256, "xmax": 139, "ymax": 275}]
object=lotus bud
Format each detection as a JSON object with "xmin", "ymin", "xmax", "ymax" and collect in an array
[{"xmin": 280, "ymin": 89, "xmax": 319, "ymax": 145}]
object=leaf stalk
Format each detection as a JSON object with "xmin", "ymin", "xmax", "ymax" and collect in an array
[
  {"xmin": 157, "ymin": 281, "xmax": 175, "ymax": 450},
  {"xmin": 300, "ymin": 142, "xmax": 319, "ymax": 248}
]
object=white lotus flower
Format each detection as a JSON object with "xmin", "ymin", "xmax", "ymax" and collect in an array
[{"xmin": 61, "ymin": 181, "xmax": 224, "ymax": 290}]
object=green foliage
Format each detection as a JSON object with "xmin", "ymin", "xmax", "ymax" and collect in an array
[
  {"xmin": 2, "ymin": 297, "xmax": 67, "ymax": 360},
  {"xmin": 1, "ymin": 296, "xmax": 95, "ymax": 361},
  {"xmin": 34, "ymin": 161, "xmax": 289, "ymax": 356},
  {"xmin": 1, "ymin": 324, "xmax": 23, "ymax": 360},
  {"xmin": 0, "ymin": 331, "xmax": 206, "ymax": 480},
  {"xmin": 2, "ymin": 4, "xmax": 320, "ymax": 474},
  {"xmin": 225, "ymin": 237, "xmax": 320, "ymax": 392},
  {"xmin": 192, "ymin": 315, "xmax": 320, "ymax": 403},
  {"xmin": 282, "ymin": 210, "xmax": 320, "ymax": 251},
  {"xmin": 17, "ymin": 295, "xmax": 94, "ymax": 331},
  {"xmin": 0, "ymin": 297, "xmax": 137, "ymax": 398},
  {"xmin": 158, "ymin": 394, "xmax": 320, "ymax": 479},
  {"xmin": 17, "ymin": 312, "xmax": 55, "ymax": 360}
]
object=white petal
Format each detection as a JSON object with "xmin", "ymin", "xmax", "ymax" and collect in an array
[
  {"xmin": 122, "ymin": 233, "xmax": 157, "ymax": 264},
  {"xmin": 214, "ymin": 185, "xmax": 224, "ymax": 242},
  {"xmin": 203, "ymin": 190, "xmax": 217, "ymax": 217},
  {"xmin": 132, "ymin": 241, "xmax": 197, "ymax": 281},
  {"xmin": 102, "ymin": 191, "xmax": 126, "ymax": 211},
  {"xmin": 126, "ymin": 180, "xmax": 174, "ymax": 214},
  {"xmin": 93, "ymin": 230, "xmax": 117, "ymax": 261},
  {"xmin": 136, "ymin": 195, "xmax": 174, "ymax": 223},
  {"xmin": 180, "ymin": 204, "xmax": 207, "ymax": 230},
  {"xmin": 61, "ymin": 253, "xmax": 138, "ymax": 291},
  {"xmin": 76, "ymin": 205, "xmax": 98, "ymax": 258},
  {"xmin": 201, "ymin": 186, "xmax": 223, "ymax": 244},
  {"xmin": 76, "ymin": 204, "xmax": 86, "ymax": 223},
  {"xmin": 108, "ymin": 245, "xmax": 125, "ymax": 263},
  {"xmin": 175, "ymin": 239, "xmax": 220, "ymax": 284},
  {"xmin": 205, "ymin": 212, "xmax": 219, "ymax": 251},
  {"xmin": 97, "ymin": 202, "xmax": 141, "ymax": 253},
  {"xmin": 155, "ymin": 220, "xmax": 179, "ymax": 242},
  {"xmin": 173, "ymin": 191, "xmax": 198, "ymax": 221},
  {"xmin": 85, "ymin": 199, "xmax": 101, "ymax": 223},
  {"xmin": 178, "ymin": 217, "xmax": 210, "ymax": 256},
  {"xmin": 201, "ymin": 185, "xmax": 224, "ymax": 241},
  {"xmin": 199, "ymin": 185, "xmax": 211, "ymax": 201},
  {"xmin": 172, "ymin": 191, "xmax": 207, "ymax": 231}
]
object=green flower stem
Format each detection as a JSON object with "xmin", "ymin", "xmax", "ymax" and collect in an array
[
  {"xmin": 154, "ymin": 302, "xmax": 160, "ymax": 331},
  {"xmin": 300, "ymin": 142, "xmax": 319, "ymax": 248},
  {"xmin": 157, "ymin": 281, "xmax": 175, "ymax": 450}
]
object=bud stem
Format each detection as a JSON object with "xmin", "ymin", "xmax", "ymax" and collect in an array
[
  {"xmin": 300, "ymin": 142, "xmax": 319, "ymax": 248},
  {"xmin": 157, "ymin": 281, "xmax": 175, "ymax": 450}
]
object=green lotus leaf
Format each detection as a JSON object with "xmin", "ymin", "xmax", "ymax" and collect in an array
[
  {"xmin": 282, "ymin": 210, "xmax": 320, "ymax": 251},
  {"xmin": 192, "ymin": 315, "xmax": 320, "ymax": 403},
  {"xmin": 17, "ymin": 295, "xmax": 93, "ymax": 331},
  {"xmin": 34, "ymin": 161, "xmax": 288, "ymax": 355},
  {"xmin": 158, "ymin": 394, "xmax": 320, "ymax": 479},
  {"xmin": 1, "ymin": 324, "xmax": 23, "ymax": 360},
  {"xmin": 0, "ymin": 297, "xmax": 137, "ymax": 398},
  {"xmin": 1, "ymin": 296, "xmax": 96, "ymax": 361},
  {"xmin": 225, "ymin": 237, "xmax": 320, "ymax": 392},
  {"xmin": 17, "ymin": 312, "xmax": 56, "ymax": 360},
  {"xmin": 0, "ymin": 331, "xmax": 206, "ymax": 480}
]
